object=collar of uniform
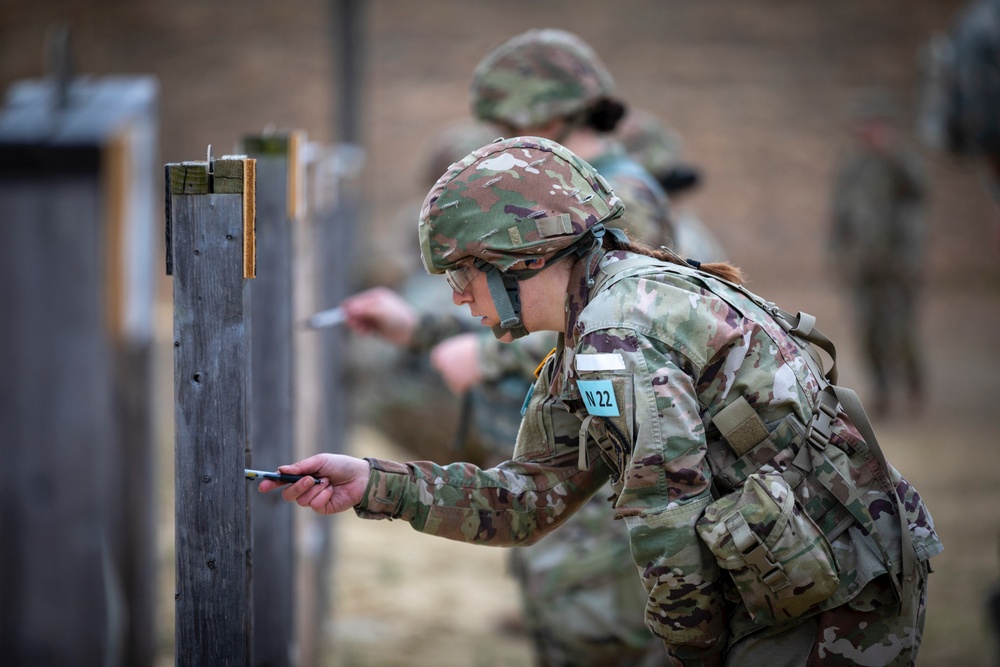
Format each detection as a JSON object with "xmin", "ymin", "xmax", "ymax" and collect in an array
[
  {"xmin": 563, "ymin": 248, "xmax": 600, "ymax": 350},
  {"xmin": 563, "ymin": 247, "xmax": 633, "ymax": 350}
]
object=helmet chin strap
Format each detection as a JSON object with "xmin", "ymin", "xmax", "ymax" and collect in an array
[
  {"xmin": 483, "ymin": 267, "xmax": 530, "ymax": 340},
  {"xmin": 478, "ymin": 223, "xmax": 619, "ymax": 341}
]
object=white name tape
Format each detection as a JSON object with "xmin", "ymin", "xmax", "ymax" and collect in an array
[{"xmin": 575, "ymin": 353, "xmax": 626, "ymax": 372}]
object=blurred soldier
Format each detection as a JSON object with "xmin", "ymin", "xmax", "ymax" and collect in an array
[
  {"xmin": 944, "ymin": 0, "xmax": 1000, "ymax": 199},
  {"xmin": 829, "ymin": 89, "xmax": 928, "ymax": 418},
  {"xmin": 349, "ymin": 120, "xmax": 537, "ymax": 466},
  {"xmin": 470, "ymin": 28, "xmax": 674, "ymax": 249},
  {"xmin": 614, "ymin": 108, "xmax": 727, "ymax": 263},
  {"xmin": 920, "ymin": 0, "xmax": 1000, "ymax": 248}
]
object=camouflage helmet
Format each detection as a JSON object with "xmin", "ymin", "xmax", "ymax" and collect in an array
[
  {"xmin": 614, "ymin": 109, "xmax": 684, "ymax": 177},
  {"xmin": 418, "ymin": 135, "xmax": 624, "ymax": 275},
  {"xmin": 419, "ymin": 136, "xmax": 624, "ymax": 340},
  {"xmin": 470, "ymin": 29, "xmax": 616, "ymax": 129}
]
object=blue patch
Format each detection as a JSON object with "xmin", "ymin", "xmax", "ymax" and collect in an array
[
  {"xmin": 577, "ymin": 379, "xmax": 620, "ymax": 417},
  {"xmin": 520, "ymin": 384, "xmax": 535, "ymax": 416}
]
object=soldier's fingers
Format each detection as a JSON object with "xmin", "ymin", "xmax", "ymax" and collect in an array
[
  {"xmin": 308, "ymin": 485, "xmax": 337, "ymax": 514},
  {"xmin": 282, "ymin": 476, "xmax": 325, "ymax": 503}
]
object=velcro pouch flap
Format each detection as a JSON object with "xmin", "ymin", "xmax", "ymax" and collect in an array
[{"xmin": 696, "ymin": 472, "xmax": 839, "ymax": 625}]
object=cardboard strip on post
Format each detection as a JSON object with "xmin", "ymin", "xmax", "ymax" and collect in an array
[
  {"xmin": 243, "ymin": 157, "xmax": 256, "ymax": 279},
  {"xmin": 213, "ymin": 157, "xmax": 256, "ymax": 279},
  {"xmin": 103, "ymin": 130, "xmax": 128, "ymax": 339},
  {"xmin": 287, "ymin": 130, "xmax": 304, "ymax": 222}
]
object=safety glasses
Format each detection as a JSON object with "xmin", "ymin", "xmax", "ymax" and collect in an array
[{"xmin": 445, "ymin": 262, "xmax": 478, "ymax": 295}]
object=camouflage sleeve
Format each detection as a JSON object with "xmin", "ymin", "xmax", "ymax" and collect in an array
[
  {"xmin": 477, "ymin": 331, "xmax": 558, "ymax": 382},
  {"xmin": 407, "ymin": 310, "xmax": 474, "ymax": 352},
  {"xmin": 354, "ymin": 456, "xmax": 608, "ymax": 545},
  {"xmin": 576, "ymin": 328, "xmax": 727, "ymax": 664}
]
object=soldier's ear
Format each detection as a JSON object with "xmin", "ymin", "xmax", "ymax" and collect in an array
[{"xmin": 524, "ymin": 257, "xmax": 547, "ymax": 269}]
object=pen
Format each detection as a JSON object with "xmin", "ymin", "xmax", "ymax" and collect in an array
[
  {"xmin": 304, "ymin": 306, "xmax": 346, "ymax": 330},
  {"xmin": 245, "ymin": 469, "xmax": 322, "ymax": 484}
]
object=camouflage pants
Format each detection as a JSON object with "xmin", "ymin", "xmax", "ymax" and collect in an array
[
  {"xmin": 725, "ymin": 560, "xmax": 930, "ymax": 666},
  {"xmin": 853, "ymin": 278, "xmax": 924, "ymax": 405}
]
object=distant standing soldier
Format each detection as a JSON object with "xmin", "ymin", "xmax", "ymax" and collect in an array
[{"xmin": 829, "ymin": 89, "xmax": 928, "ymax": 417}]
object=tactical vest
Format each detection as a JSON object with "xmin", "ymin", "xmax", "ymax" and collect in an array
[{"xmin": 586, "ymin": 255, "xmax": 918, "ymax": 626}]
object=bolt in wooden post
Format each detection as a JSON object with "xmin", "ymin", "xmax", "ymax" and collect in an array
[
  {"xmin": 168, "ymin": 154, "xmax": 256, "ymax": 666},
  {"xmin": 240, "ymin": 131, "xmax": 303, "ymax": 667}
]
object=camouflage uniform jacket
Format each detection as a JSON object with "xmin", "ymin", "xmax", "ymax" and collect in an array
[{"xmin": 357, "ymin": 250, "xmax": 942, "ymax": 665}]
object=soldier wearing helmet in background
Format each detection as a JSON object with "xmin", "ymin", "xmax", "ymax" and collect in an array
[
  {"xmin": 614, "ymin": 108, "xmax": 727, "ymax": 264},
  {"xmin": 264, "ymin": 136, "xmax": 941, "ymax": 666},
  {"xmin": 348, "ymin": 120, "xmax": 540, "ymax": 466},
  {"xmin": 469, "ymin": 28, "xmax": 674, "ymax": 249},
  {"xmin": 828, "ymin": 88, "xmax": 928, "ymax": 418}
]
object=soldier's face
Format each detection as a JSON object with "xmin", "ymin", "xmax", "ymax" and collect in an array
[
  {"xmin": 451, "ymin": 264, "xmax": 499, "ymax": 328},
  {"xmin": 858, "ymin": 118, "xmax": 895, "ymax": 151}
]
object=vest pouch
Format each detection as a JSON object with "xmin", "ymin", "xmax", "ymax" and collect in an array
[{"xmin": 695, "ymin": 472, "xmax": 839, "ymax": 626}]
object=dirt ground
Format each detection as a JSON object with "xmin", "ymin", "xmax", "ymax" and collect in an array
[{"xmin": 3, "ymin": 1, "xmax": 999, "ymax": 665}]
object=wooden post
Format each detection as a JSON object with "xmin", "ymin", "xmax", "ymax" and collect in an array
[
  {"xmin": 240, "ymin": 131, "xmax": 303, "ymax": 667},
  {"xmin": 0, "ymin": 75, "xmax": 158, "ymax": 666},
  {"xmin": 168, "ymin": 155, "xmax": 256, "ymax": 666}
]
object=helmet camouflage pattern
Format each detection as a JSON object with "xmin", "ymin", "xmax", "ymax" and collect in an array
[
  {"xmin": 615, "ymin": 108, "xmax": 685, "ymax": 177},
  {"xmin": 419, "ymin": 136, "xmax": 624, "ymax": 275},
  {"xmin": 471, "ymin": 29, "xmax": 615, "ymax": 129}
]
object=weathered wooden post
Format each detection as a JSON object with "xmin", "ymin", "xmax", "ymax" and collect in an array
[
  {"xmin": 240, "ymin": 131, "xmax": 303, "ymax": 667},
  {"xmin": 0, "ymin": 74, "xmax": 159, "ymax": 665},
  {"xmin": 167, "ymin": 154, "xmax": 256, "ymax": 665}
]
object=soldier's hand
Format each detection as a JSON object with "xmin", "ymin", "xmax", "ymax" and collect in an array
[
  {"xmin": 341, "ymin": 287, "xmax": 418, "ymax": 347},
  {"xmin": 257, "ymin": 454, "xmax": 370, "ymax": 515},
  {"xmin": 430, "ymin": 333, "xmax": 483, "ymax": 394}
]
